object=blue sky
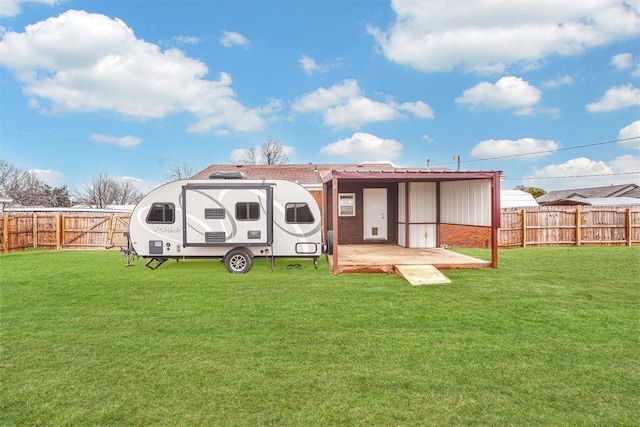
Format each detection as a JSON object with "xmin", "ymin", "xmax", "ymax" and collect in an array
[{"xmin": 0, "ymin": 0, "xmax": 639, "ymax": 195}]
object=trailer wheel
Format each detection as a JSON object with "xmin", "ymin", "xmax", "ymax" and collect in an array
[
  {"xmin": 326, "ymin": 230, "xmax": 334, "ymax": 255},
  {"xmin": 224, "ymin": 249, "xmax": 252, "ymax": 274}
]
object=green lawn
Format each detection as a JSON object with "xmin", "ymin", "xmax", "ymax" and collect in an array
[{"xmin": 1, "ymin": 247, "xmax": 638, "ymax": 426}]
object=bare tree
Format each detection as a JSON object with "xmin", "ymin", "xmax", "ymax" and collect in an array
[
  {"xmin": 240, "ymin": 147, "xmax": 260, "ymax": 165},
  {"xmin": 240, "ymin": 136, "xmax": 290, "ymax": 165},
  {"xmin": 165, "ymin": 162, "xmax": 199, "ymax": 181},
  {"xmin": 73, "ymin": 174, "xmax": 143, "ymax": 208},
  {"xmin": 0, "ymin": 159, "xmax": 52, "ymax": 206},
  {"xmin": 114, "ymin": 179, "xmax": 144, "ymax": 205}
]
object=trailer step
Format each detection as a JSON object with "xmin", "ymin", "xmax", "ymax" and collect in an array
[{"xmin": 145, "ymin": 257, "xmax": 169, "ymax": 270}]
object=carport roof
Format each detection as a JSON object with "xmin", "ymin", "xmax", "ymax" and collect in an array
[{"xmin": 324, "ymin": 168, "xmax": 500, "ymax": 183}]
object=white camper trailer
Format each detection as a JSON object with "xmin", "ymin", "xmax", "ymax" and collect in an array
[{"xmin": 126, "ymin": 176, "xmax": 323, "ymax": 272}]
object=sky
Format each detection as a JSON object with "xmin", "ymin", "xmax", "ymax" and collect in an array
[{"xmin": 0, "ymin": 0, "xmax": 639, "ymax": 195}]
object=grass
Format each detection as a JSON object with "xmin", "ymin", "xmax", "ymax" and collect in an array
[{"xmin": 1, "ymin": 246, "xmax": 639, "ymax": 426}]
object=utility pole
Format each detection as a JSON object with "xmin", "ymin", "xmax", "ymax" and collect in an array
[{"xmin": 452, "ymin": 155, "xmax": 461, "ymax": 171}]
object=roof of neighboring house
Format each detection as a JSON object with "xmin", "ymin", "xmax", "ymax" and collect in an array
[
  {"xmin": 539, "ymin": 197, "xmax": 640, "ymax": 207},
  {"xmin": 536, "ymin": 183, "xmax": 640, "ymax": 204},
  {"xmin": 501, "ymin": 190, "xmax": 539, "ymax": 208},
  {"xmin": 193, "ymin": 163, "xmax": 453, "ymax": 187}
]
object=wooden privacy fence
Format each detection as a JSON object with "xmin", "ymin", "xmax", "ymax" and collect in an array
[
  {"xmin": 1, "ymin": 207, "xmax": 639, "ymax": 253},
  {"xmin": 1, "ymin": 212, "xmax": 131, "ymax": 253},
  {"xmin": 499, "ymin": 207, "xmax": 640, "ymax": 247}
]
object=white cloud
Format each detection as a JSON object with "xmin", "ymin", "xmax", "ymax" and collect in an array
[
  {"xmin": 422, "ymin": 134, "xmax": 434, "ymax": 143},
  {"xmin": 542, "ymin": 74, "xmax": 576, "ymax": 88},
  {"xmin": 299, "ymin": 55, "xmax": 319, "ymax": 74},
  {"xmin": 456, "ymin": 76, "xmax": 541, "ymax": 114},
  {"xmin": 30, "ymin": 168, "xmax": 64, "ymax": 186},
  {"xmin": 611, "ymin": 52, "xmax": 633, "ymax": 69},
  {"xmin": 324, "ymin": 97, "xmax": 400, "ymax": 129},
  {"xmin": 292, "ymin": 79, "xmax": 433, "ymax": 129},
  {"xmin": 90, "ymin": 133, "xmax": 142, "ymax": 147},
  {"xmin": 369, "ymin": 0, "xmax": 640, "ymax": 74},
  {"xmin": 299, "ymin": 54, "xmax": 341, "ymax": 75},
  {"xmin": 119, "ymin": 176, "xmax": 158, "ymax": 195},
  {"xmin": 397, "ymin": 101, "xmax": 434, "ymax": 118},
  {"xmin": 0, "ymin": 10, "xmax": 269, "ymax": 134},
  {"xmin": 471, "ymin": 138, "xmax": 559, "ymax": 159},
  {"xmin": 586, "ymin": 84, "xmax": 640, "ymax": 113},
  {"xmin": 220, "ymin": 31, "xmax": 248, "ymax": 47},
  {"xmin": 618, "ymin": 120, "xmax": 640, "ymax": 149},
  {"xmin": 523, "ymin": 155, "xmax": 640, "ymax": 190},
  {"xmin": 292, "ymin": 79, "xmax": 360, "ymax": 112},
  {"xmin": 0, "ymin": 0, "xmax": 58, "ymax": 17},
  {"xmin": 173, "ymin": 35, "xmax": 200, "ymax": 45},
  {"xmin": 320, "ymin": 132, "xmax": 402, "ymax": 160}
]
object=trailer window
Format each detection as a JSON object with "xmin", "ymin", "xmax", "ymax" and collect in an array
[
  {"xmin": 286, "ymin": 203, "xmax": 315, "ymax": 224},
  {"xmin": 236, "ymin": 202, "xmax": 260, "ymax": 221},
  {"xmin": 146, "ymin": 203, "xmax": 175, "ymax": 224}
]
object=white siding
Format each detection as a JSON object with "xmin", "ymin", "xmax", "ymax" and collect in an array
[
  {"xmin": 407, "ymin": 182, "xmax": 437, "ymax": 248},
  {"xmin": 408, "ymin": 224, "xmax": 437, "ymax": 248},
  {"xmin": 409, "ymin": 182, "xmax": 436, "ymax": 222},
  {"xmin": 397, "ymin": 224, "xmax": 406, "ymax": 247},
  {"xmin": 440, "ymin": 180, "xmax": 492, "ymax": 226}
]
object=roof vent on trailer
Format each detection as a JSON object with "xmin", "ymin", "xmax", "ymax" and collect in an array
[{"xmin": 208, "ymin": 171, "xmax": 246, "ymax": 180}]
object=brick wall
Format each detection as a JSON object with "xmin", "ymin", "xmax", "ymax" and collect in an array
[
  {"xmin": 438, "ymin": 223, "xmax": 491, "ymax": 248},
  {"xmin": 326, "ymin": 183, "xmax": 398, "ymax": 245}
]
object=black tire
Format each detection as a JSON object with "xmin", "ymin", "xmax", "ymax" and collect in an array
[
  {"xmin": 224, "ymin": 249, "xmax": 252, "ymax": 273},
  {"xmin": 326, "ymin": 230, "xmax": 333, "ymax": 255}
]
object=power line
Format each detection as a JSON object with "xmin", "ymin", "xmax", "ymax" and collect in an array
[
  {"xmin": 503, "ymin": 171, "xmax": 639, "ymax": 181},
  {"xmin": 430, "ymin": 136, "xmax": 640, "ymax": 166},
  {"xmin": 469, "ymin": 136, "xmax": 640, "ymax": 163},
  {"xmin": 0, "ymin": 123, "xmax": 206, "ymax": 170}
]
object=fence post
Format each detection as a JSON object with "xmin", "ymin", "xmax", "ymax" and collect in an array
[
  {"xmin": 3, "ymin": 214, "xmax": 8, "ymax": 253},
  {"xmin": 33, "ymin": 212, "xmax": 38, "ymax": 249},
  {"xmin": 56, "ymin": 214, "xmax": 63, "ymax": 250},
  {"xmin": 521, "ymin": 209, "xmax": 526, "ymax": 247},
  {"xmin": 575, "ymin": 206, "xmax": 581, "ymax": 246},
  {"xmin": 626, "ymin": 208, "xmax": 632, "ymax": 246}
]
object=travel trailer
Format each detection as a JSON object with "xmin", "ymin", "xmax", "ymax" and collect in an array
[{"xmin": 125, "ymin": 175, "xmax": 323, "ymax": 272}]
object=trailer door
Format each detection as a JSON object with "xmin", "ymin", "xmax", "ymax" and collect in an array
[{"xmin": 181, "ymin": 183, "xmax": 273, "ymax": 247}]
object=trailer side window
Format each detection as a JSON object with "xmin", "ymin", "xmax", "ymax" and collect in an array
[
  {"xmin": 236, "ymin": 202, "xmax": 260, "ymax": 221},
  {"xmin": 286, "ymin": 203, "xmax": 315, "ymax": 224},
  {"xmin": 146, "ymin": 203, "xmax": 175, "ymax": 224}
]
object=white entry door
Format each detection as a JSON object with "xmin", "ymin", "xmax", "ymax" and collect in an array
[{"xmin": 363, "ymin": 188, "xmax": 387, "ymax": 240}]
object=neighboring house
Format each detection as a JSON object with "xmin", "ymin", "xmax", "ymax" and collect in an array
[
  {"xmin": 536, "ymin": 183, "xmax": 640, "ymax": 206},
  {"xmin": 500, "ymin": 190, "xmax": 539, "ymax": 208},
  {"xmin": 193, "ymin": 163, "xmax": 407, "ymax": 210},
  {"xmin": 538, "ymin": 197, "xmax": 640, "ymax": 207},
  {"xmin": 194, "ymin": 164, "xmax": 503, "ymax": 271}
]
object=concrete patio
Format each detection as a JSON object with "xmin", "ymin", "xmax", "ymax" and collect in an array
[{"xmin": 328, "ymin": 244, "xmax": 491, "ymax": 275}]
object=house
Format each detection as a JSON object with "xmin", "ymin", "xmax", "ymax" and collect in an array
[
  {"xmin": 194, "ymin": 164, "xmax": 502, "ymax": 273},
  {"xmin": 536, "ymin": 183, "xmax": 640, "ymax": 206},
  {"xmin": 538, "ymin": 197, "xmax": 640, "ymax": 207},
  {"xmin": 193, "ymin": 163, "xmax": 406, "ymax": 209}
]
